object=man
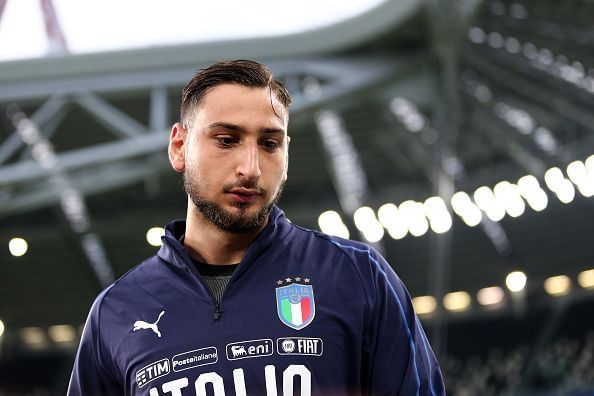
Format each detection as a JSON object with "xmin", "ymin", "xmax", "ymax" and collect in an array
[{"xmin": 68, "ymin": 60, "xmax": 444, "ymax": 395}]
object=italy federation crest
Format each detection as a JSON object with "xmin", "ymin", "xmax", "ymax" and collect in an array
[{"xmin": 276, "ymin": 281, "xmax": 315, "ymax": 330}]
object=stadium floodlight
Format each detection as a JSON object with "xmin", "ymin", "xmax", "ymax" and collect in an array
[
  {"xmin": 354, "ymin": 206, "xmax": 384, "ymax": 243},
  {"xmin": 557, "ymin": 180, "xmax": 576, "ymax": 204},
  {"xmin": 545, "ymin": 167, "xmax": 576, "ymax": 203},
  {"xmin": 578, "ymin": 269, "xmax": 594, "ymax": 289},
  {"xmin": 318, "ymin": 210, "xmax": 349, "ymax": 239},
  {"xmin": 474, "ymin": 186, "xmax": 505, "ymax": 222},
  {"xmin": 566, "ymin": 161, "xmax": 594, "ymax": 198},
  {"xmin": 424, "ymin": 197, "xmax": 452, "ymax": 234},
  {"xmin": 544, "ymin": 275, "xmax": 571, "ymax": 296},
  {"xmin": 517, "ymin": 175, "xmax": 548, "ymax": 212},
  {"xmin": 544, "ymin": 167, "xmax": 565, "ymax": 191},
  {"xmin": 20, "ymin": 327, "xmax": 47, "ymax": 348},
  {"xmin": 585, "ymin": 155, "xmax": 594, "ymax": 175},
  {"xmin": 505, "ymin": 36, "xmax": 521, "ymax": 54},
  {"xmin": 377, "ymin": 203, "xmax": 407, "ymax": 240},
  {"xmin": 494, "ymin": 181, "xmax": 525, "ymax": 218},
  {"xmin": 517, "ymin": 175, "xmax": 540, "ymax": 195},
  {"xmin": 467, "ymin": 26, "xmax": 486, "ymax": 44},
  {"xmin": 48, "ymin": 324, "xmax": 77, "ymax": 343},
  {"xmin": 451, "ymin": 191, "xmax": 483, "ymax": 227},
  {"xmin": 460, "ymin": 205, "xmax": 483, "ymax": 227},
  {"xmin": 487, "ymin": 32, "xmax": 504, "ymax": 49},
  {"xmin": 8, "ymin": 237, "xmax": 28, "ymax": 257},
  {"xmin": 146, "ymin": 227, "xmax": 165, "ymax": 247},
  {"xmin": 451, "ymin": 191, "xmax": 471, "ymax": 216},
  {"xmin": 389, "ymin": 98, "xmax": 426, "ymax": 132},
  {"xmin": 399, "ymin": 200, "xmax": 429, "ymax": 237},
  {"xmin": 443, "ymin": 291, "xmax": 472, "ymax": 312},
  {"xmin": 412, "ymin": 296, "xmax": 437, "ymax": 315},
  {"xmin": 506, "ymin": 271, "xmax": 527, "ymax": 292},
  {"xmin": 477, "ymin": 286, "xmax": 505, "ymax": 307}
]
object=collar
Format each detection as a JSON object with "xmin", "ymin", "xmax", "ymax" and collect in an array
[{"xmin": 157, "ymin": 206, "xmax": 287, "ymax": 274}]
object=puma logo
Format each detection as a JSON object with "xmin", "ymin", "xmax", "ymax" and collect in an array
[{"xmin": 133, "ymin": 311, "xmax": 165, "ymax": 337}]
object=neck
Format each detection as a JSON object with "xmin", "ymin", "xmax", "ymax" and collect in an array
[{"xmin": 183, "ymin": 202, "xmax": 268, "ymax": 264}]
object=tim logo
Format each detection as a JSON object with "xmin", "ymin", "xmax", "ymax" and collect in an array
[
  {"xmin": 135, "ymin": 358, "xmax": 170, "ymax": 388},
  {"xmin": 226, "ymin": 339, "xmax": 273, "ymax": 361}
]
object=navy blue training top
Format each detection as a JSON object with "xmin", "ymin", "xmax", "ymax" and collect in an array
[{"xmin": 68, "ymin": 206, "xmax": 445, "ymax": 395}]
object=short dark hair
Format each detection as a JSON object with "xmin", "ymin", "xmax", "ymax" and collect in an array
[{"xmin": 180, "ymin": 59, "xmax": 291, "ymax": 125}]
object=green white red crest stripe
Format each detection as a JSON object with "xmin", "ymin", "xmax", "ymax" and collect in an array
[{"xmin": 276, "ymin": 283, "xmax": 315, "ymax": 330}]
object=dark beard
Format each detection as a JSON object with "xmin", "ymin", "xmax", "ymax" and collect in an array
[{"xmin": 183, "ymin": 173, "xmax": 284, "ymax": 234}]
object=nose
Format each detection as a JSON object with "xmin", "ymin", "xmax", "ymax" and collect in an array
[{"xmin": 236, "ymin": 142, "xmax": 261, "ymax": 181}]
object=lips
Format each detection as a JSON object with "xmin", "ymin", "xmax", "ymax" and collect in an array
[{"xmin": 227, "ymin": 188, "xmax": 261, "ymax": 203}]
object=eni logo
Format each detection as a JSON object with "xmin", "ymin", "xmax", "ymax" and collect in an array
[{"xmin": 226, "ymin": 339, "xmax": 273, "ymax": 361}]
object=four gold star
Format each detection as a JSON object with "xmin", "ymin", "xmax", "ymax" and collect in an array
[{"xmin": 276, "ymin": 277, "xmax": 312, "ymax": 285}]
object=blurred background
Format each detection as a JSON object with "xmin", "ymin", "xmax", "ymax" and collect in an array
[{"xmin": 1, "ymin": 0, "xmax": 594, "ymax": 394}]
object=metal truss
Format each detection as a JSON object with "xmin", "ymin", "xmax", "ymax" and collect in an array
[
  {"xmin": 464, "ymin": 51, "xmax": 594, "ymax": 166},
  {"xmin": 0, "ymin": 0, "xmax": 424, "ymax": 217},
  {"xmin": 0, "ymin": 56, "xmax": 414, "ymax": 218}
]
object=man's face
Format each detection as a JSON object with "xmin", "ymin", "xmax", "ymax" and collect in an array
[{"xmin": 172, "ymin": 83, "xmax": 289, "ymax": 234}]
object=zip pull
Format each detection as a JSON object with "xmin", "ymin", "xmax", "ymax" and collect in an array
[{"xmin": 214, "ymin": 304, "xmax": 221, "ymax": 320}]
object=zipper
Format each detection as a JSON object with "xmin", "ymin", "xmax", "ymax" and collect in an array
[
  {"xmin": 193, "ymin": 269, "xmax": 222, "ymax": 320},
  {"xmin": 166, "ymin": 240, "xmax": 223, "ymax": 320},
  {"xmin": 203, "ymin": 239, "xmax": 264, "ymax": 320},
  {"xmin": 204, "ymin": 253, "xmax": 257, "ymax": 321},
  {"xmin": 183, "ymin": 254, "xmax": 241, "ymax": 321},
  {"xmin": 163, "ymin": 214, "xmax": 276, "ymax": 321}
]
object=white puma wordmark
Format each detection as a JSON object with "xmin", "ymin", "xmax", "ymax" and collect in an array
[{"xmin": 133, "ymin": 311, "xmax": 165, "ymax": 337}]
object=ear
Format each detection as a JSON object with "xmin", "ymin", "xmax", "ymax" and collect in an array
[{"xmin": 168, "ymin": 122, "xmax": 187, "ymax": 173}]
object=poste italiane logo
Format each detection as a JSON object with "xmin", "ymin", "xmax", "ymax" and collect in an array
[{"xmin": 275, "ymin": 277, "xmax": 315, "ymax": 330}]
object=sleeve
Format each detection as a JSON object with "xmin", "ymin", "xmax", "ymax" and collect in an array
[
  {"xmin": 67, "ymin": 296, "xmax": 124, "ymax": 396},
  {"xmin": 361, "ymin": 249, "xmax": 445, "ymax": 396}
]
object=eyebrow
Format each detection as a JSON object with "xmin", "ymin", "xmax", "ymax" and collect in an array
[{"xmin": 207, "ymin": 122, "xmax": 285, "ymax": 135}]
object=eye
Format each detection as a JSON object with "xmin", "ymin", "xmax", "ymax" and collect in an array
[
  {"xmin": 216, "ymin": 136, "xmax": 237, "ymax": 147},
  {"xmin": 262, "ymin": 139, "xmax": 280, "ymax": 151}
]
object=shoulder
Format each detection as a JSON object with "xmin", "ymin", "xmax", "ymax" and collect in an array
[
  {"xmin": 87, "ymin": 254, "xmax": 165, "ymax": 320},
  {"xmin": 274, "ymin": 207, "xmax": 377, "ymax": 262},
  {"xmin": 83, "ymin": 254, "xmax": 168, "ymax": 358},
  {"xmin": 111, "ymin": 253, "xmax": 163, "ymax": 289},
  {"xmin": 288, "ymin": 222, "xmax": 384, "ymax": 264},
  {"xmin": 285, "ymin": 222, "xmax": 413, "ymax": 326},
  {"xmin": 285, "ymin": 222, "xmax": 394, "ymax": 287}
]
